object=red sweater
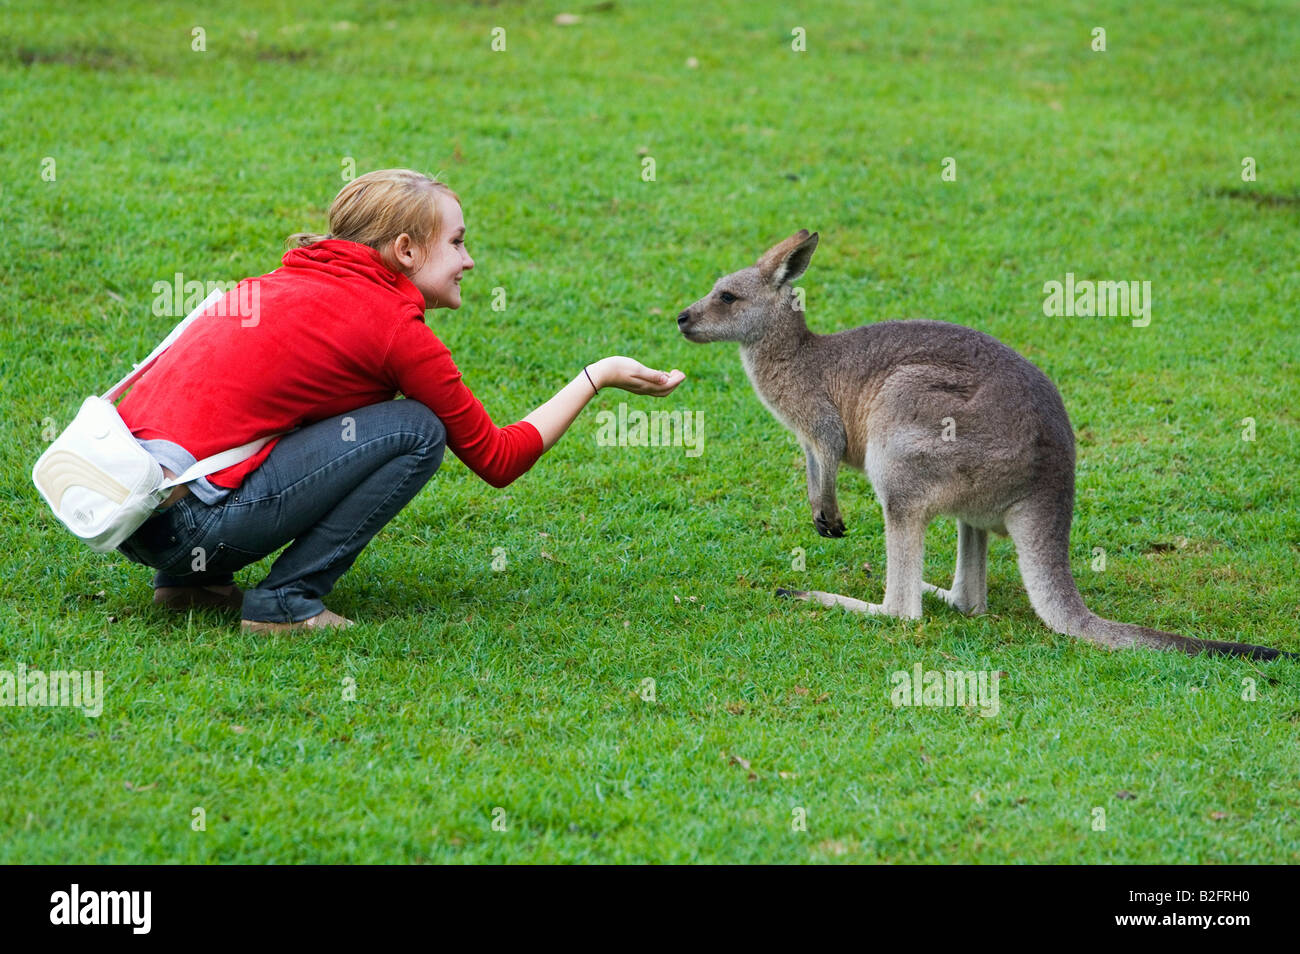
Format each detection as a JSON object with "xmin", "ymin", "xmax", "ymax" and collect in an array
[{"xmin": 118, "ymin": 240, "xmax": 543, "ymax": 489}]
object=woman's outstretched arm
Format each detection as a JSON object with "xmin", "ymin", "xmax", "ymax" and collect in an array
[
  {"xmin": 524, "ymin": 356, "xmax": 685, "ymax": 452},
  {"xmin": 389, "ymin": 317, "xmax": 685, "ymax": 485}
]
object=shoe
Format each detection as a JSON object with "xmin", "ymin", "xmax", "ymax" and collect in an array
[
  {"xmin": 240, "ymin": 608, "xmax": 355, "ymax": 634},
  {"xmin": 154, "ymin": 584, "xmax": 244, "ymax": 612}
]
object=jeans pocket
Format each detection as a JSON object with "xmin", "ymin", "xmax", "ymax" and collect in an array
[
  {"xmin": 196, "ymin": 540, "xmax": 267, "ymax": 575},
  {"xmin": 120, "ymin": 498, "xmax": 208, "ymax": 570}
]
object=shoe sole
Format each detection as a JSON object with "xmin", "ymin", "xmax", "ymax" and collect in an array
[{"xmin": 240, "ymin": 616, "xmax": 355, "ymax": 634}]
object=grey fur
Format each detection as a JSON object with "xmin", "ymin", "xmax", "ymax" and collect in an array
[{"xmin": 678, "ymin": 230, "xmax": 1293, "ymax": 661}]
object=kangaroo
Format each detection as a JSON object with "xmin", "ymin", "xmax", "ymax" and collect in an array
[{"xmin": 677, "ymin": 229, "xmax": 1294, "ymax": 661}]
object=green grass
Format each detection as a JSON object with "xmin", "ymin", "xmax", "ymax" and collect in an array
[{"xmin": 2, "ymin": 0, "xmax": 1298, "ymax": 863}]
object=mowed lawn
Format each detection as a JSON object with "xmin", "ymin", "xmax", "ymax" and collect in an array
[{"xmin": 1, "ymin": 0, "xmax": 1298, "ymax": 863}]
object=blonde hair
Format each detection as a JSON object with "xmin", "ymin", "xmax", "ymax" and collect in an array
[{"xmin": 288, "ymin": 169, "xmax": 460, "ymax": 273}]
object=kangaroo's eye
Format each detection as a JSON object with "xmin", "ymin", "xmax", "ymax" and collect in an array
[{"xmin": 719, "ymin": 291, "xmax": 737, "ymax": 304}]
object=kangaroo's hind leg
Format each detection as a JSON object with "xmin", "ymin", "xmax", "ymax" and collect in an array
[
  {"xmin": 880, "ymin": 510, "xmax": 926, "ymax": 619},
  {"xmin": 779, "ymin": 509, "xmax": 927, "ymax": 620},
  {"xmin": 923, "ymin": 520, "xmax": 989, "ymax": 614}
]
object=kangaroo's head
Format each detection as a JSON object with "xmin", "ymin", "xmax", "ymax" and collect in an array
[{"xmin": 677, "ymin": 229, "xmax": 819, "ymax": 345}]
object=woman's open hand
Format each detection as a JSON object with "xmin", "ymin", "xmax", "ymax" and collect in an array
[
  {"xmin": 523, "ymin": 357, "xmax": 688, "ymax": 453},
  {"xmin": 592, "ymin": 356, "xmax": 686, "ymax": 396}
]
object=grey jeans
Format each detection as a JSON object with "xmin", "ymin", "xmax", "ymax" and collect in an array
[{"xmin": 117, "ymin": 399, "xmax": 446, "ymax": 623}]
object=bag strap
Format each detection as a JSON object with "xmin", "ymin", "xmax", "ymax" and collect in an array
[
  {"xmin": 100, "ymin": 286, "xmax": 288, "ymax": 486},
  {"xmin": 158, "ymin": 435, "xmax": 280, "ymax": 489},
  {"xmin": 101, "ymin": 287, "xmax": 227, "ymax": 403}
]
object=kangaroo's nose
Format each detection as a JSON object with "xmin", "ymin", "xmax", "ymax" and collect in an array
[{"xmin": 676, "ymin": 311, "xmax": 690, "ymax": 326}]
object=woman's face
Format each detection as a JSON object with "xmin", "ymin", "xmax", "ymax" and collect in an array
[{"xmin": 403, "ymin": 192, "xmax": 474, "ymax": 309}]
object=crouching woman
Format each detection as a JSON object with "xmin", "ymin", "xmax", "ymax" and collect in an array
[{"xmin": 116, "ymin": 169, "xmax": 683, "ymax": 632}]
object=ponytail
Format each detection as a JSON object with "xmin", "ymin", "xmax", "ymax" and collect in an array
[{"xmin": 286, "ymin": 231, "xmax": 332, "ymax": 248}]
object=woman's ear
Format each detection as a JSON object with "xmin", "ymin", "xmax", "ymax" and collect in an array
[
  {"xmin": 392, "ymin": 233, "xmax": 414, "ymax": 269},
  {"xmin": 390, "ymin": 232, "xmax": 430, "ymax": 275}
]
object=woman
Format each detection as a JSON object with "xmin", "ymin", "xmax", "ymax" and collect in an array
[{"xmin": 117, "ymin": 169, "xmax": 684, "ymax": 632}]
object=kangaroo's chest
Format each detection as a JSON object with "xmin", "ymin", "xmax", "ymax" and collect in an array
[
  {"xmin": 739, "ymin": 349, "xmax": 806, "ymax": 437},
  {"xmin": 739, "ymin": 348, "xmax": 870, "ymax": 472}
]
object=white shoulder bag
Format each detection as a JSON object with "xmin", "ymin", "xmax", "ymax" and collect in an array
[{"xmin": 32, "ymin": 288, "xmax": 280, "ymax": 553}]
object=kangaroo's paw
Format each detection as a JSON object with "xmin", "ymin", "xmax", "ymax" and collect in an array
[
  {"xmin": 777, "ymin": 587, "xmax": 887, "ymax": 615},
  {"xmin": 813, "ymin": 512, "xmax": 846, "ymax": 538}
]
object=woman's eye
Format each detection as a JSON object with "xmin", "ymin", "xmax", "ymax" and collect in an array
[{"xmin": 719, "ymin": 291, "xmax": 737, "ymax": 304}]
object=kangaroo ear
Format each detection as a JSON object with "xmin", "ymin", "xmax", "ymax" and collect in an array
[{"xmin": 757, "ymin": 230, "xmax": 819, "ymax": 286}]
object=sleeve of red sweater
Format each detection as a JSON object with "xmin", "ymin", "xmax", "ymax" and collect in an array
[{"xmin": 384, "ymin": 318, "xmax": 543, "ymax": 488}]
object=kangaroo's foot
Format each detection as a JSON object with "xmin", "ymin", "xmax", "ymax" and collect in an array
[
  {"xmin": 777, "ymin": 587, "xmax": 895, "ymax": 616},
  {"xmin": 921, "ymin": 581, "xmax": 986, "ymax": 615}
]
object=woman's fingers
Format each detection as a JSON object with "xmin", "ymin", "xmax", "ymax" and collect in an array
[
  {"xmin": 599, "ymin": 357, "xmax": 686, "ymax": 395},
  {"xmin": 657, "ymin": 368, "xmax": 686, "ymax": 393},
  {"xmin": 629, "ymin": 367, "xmax": 685, "ymax": 395}
]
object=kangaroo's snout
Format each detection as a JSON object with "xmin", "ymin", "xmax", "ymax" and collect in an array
[{"xmin": 677, "ymin": 306, "xmax": 706, "ymax": 343}]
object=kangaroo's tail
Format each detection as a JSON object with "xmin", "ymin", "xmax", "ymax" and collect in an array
[{"xmin": 1006, "ymin": 496, "xmax": 1296, "ymax": 661}]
